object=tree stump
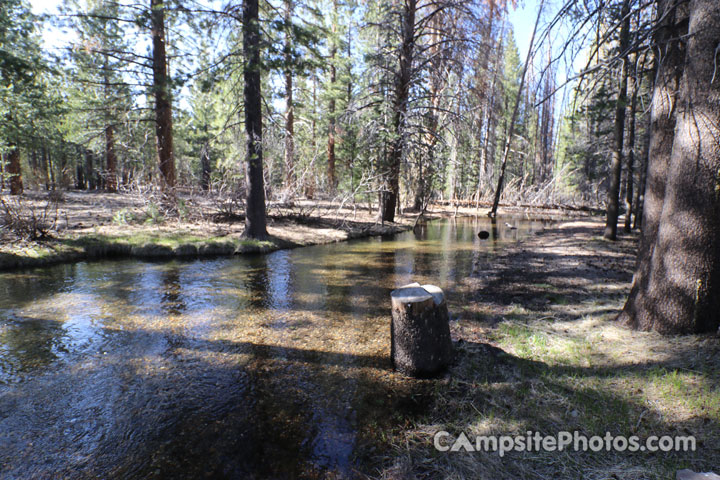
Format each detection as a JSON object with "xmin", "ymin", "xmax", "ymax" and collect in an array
[{"xmin": 390, "ymin": 282, "xmax": 453, "ymax": 377}]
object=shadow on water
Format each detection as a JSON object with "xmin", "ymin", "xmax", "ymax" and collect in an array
[{"xmin": 0, "ymin": 216, "xmax": 552, "ymax": 478}]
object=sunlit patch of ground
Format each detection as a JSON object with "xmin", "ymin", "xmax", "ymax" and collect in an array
[{"xmin": 373, "ymin": 218, "xmax": 720, "ymax": 480}]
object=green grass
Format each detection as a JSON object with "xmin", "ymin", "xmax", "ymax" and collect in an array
[
  {"xmin": 61, "ymin": 232, "xmax": 274, "ymax": 250},
  {"xmin": 376, "ymin": 310, "xmax": 720, "ymax": 479},
  {"xmin": 0, "ymin": 231, "xmax": 278, "ymax": 270}
]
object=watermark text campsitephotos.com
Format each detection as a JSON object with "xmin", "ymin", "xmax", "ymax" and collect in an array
[{"xmin": 434, "ymin": 431, "xmax": 696, "ymax": 457}]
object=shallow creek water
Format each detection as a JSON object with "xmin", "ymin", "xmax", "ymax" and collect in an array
[{"xmin": 0, "ymin": 216, "xmax": 552, "ymax": 479}]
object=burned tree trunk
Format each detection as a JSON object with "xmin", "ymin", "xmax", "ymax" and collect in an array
[{"xmin": 390, "ymin": 283, "xmax": 453, "ymax": 377}]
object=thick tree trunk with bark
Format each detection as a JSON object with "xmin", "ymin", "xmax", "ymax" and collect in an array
[
  {"xmin": 604, "ymin": 0, "xmax": 631, "ymax": 240},
  {"xmin": 390, "ymin": 283, "xmax": 453, "ymax": 377},
  {"xmin": 381, "ymin": 0, "xmax": 417, "ymax": 223},
  {"xmin": 7, "ymin": 145, "xmax": 22, "ymax": 195},
  {"xmin": 151, "ymin": 0, "xmax": 175, "ymax": 191},
  {"xmin": 625, "ymin": 0, "xmax": 720, "ymax": 334},
  {"xmin": 242, "ymin": 0, "xmax": 268, "ymax": 239},
  {"xmin": 619, "ymin": 0, "xmax": 689, "ymax": 328}
]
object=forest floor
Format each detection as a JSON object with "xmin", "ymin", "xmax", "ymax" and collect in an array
[
  {"xmin": 0, "ymin": 190, "xmax": 591, "ymax": 271},
  {"xmin": 372, "ymin": 218, "xmax": 720, "ymax": 479},
  {"xmin": 0, "ymin": 190, "xmax": 424, "ymax": 270}
]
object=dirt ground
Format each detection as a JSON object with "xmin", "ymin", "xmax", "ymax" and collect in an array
[
  {"xmin": 375, "ymin": 218, "xmax": 720, "ymax": 480},
  {"xmin": 0, "ymin": 190, "xmax": 425, "ymax": 269}
]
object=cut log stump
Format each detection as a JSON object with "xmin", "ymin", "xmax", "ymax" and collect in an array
[{"xmin": 390, "ymin": 282, "xmax": 454, "ymax": 377}]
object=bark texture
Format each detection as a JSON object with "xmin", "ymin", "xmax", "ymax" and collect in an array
[
  {"xmin": 390, "ymin": 283, "xmax": 453, "ymax": 377},
  {"xmin": 630, "ymin": 0, "xmax": 720, "ymax": 334},
  {"xmin": 619, "ymin": 0, "xmax": 689, "ymax": 329}
]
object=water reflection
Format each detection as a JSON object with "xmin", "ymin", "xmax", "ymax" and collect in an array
[
  {"xmin": 0, "ymin": 315, "xmax": 66, "ymax": 379},
  {"xmin": 161, "ymin": 268, "xmax": 186, "ymax": 315},
  {"xmin": 0, "ymin": 216, "xmax": 552, "ymax": 478}
]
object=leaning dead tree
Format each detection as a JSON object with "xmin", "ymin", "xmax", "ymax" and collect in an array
[{"xmin": 488, "ymin": 0, "xmax": 545, "ymax": 218}]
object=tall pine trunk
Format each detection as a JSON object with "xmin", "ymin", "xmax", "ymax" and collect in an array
[
  {"xmin": 242, "ymin": 0, "xmax": 268, "ymax": 239},
  {"xmin": 633, "ymin": 119, "xmax": 651, "ymax": 230},
  {"xmin": 603, "ymin": 0, "xmax": 631, "ymax": 240},
  {"xmin": 475, "ymin": 23, "xmax": 504, "ymax": 208},
  {"xmin": 327, "ymin": 0, "xmax": 338, "ymax": 193},
  {"xmin": 283, "ymin": 0, "xmax": 295, "ymax": 191},
  {"xmin": 151, "ymin": 0, "xmax": 175, "ymax": 191},
  {"xmin": 619, "ymin": 0, "xmax": 688, "ymax": 328},
  {"xmin": 381, "ymin": 0, "xmax": 417, "ymax": 223}
]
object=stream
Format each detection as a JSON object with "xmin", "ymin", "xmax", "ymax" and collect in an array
[{"xmin": 0, "ymin": 215, "xmax": 552, "ymax": 479}]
